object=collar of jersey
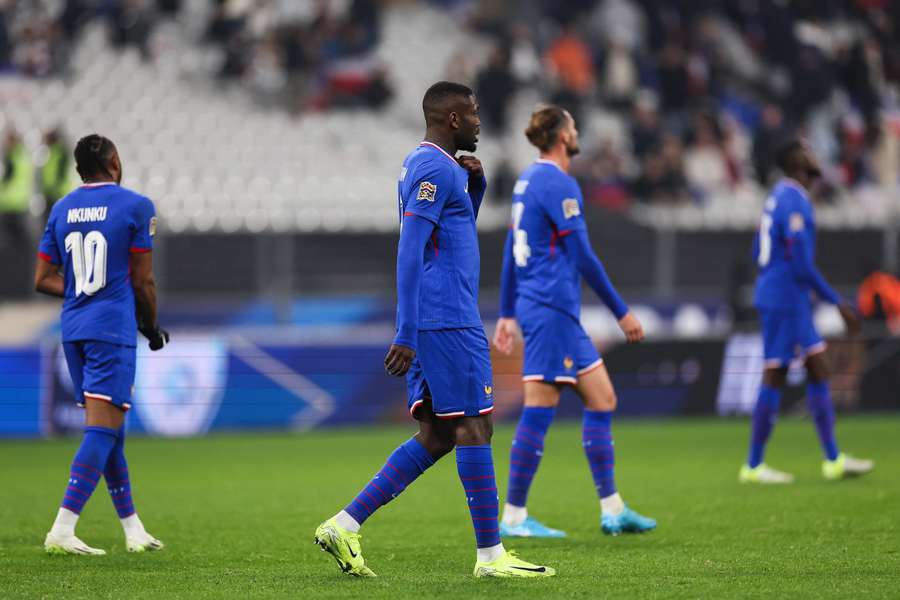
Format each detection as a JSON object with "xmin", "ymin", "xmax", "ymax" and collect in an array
[
  {"xmin": 779, "ymin": 177, "xmax": 809, "ymax": 198},
  {"xmin": 80, "ymin": 182, "xmax": 117, "ymax": 188},
  {"xmin": 535, "ymin": 158, "xmax": 565, "ymax": 172},
  {"xmin": 419, "ymin": 142, "xmax": 458, "ymax": 165}
]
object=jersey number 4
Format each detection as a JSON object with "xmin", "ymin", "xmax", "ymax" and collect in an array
[
  {"xmin": 65, "ymin": 231, "xmax": 108, "ymax": 296},
  {"xmin": 511, "ymin": 202, "xmax": 531, "ymax": 267}
]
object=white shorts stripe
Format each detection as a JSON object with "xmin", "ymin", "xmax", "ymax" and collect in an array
[
  {"xmin": 577, "ymin": 358, "xmax": 604, "ymax": 375},
  {"xmin": 522, "ymin": 375, "xmax": 545, "ymax": 382},
  {"xmin": 554, "ymin": 376, "xmax": 577, "ymax": 384},
  {"xmin": 83, "ymin": 392, "xmax": 112, "ymax": 401}
]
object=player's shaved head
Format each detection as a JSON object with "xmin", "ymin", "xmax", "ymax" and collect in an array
[
  {"xmin": 422, "ymin": 81, "xmax": 474, "ymax": 126},
  {"xmin": 74, "ymin": 134, "xmax": 120, "ymax": 183}
]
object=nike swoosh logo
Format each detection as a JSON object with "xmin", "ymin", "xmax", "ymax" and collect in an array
[
  {"xmin": 511, "ymin": 565, "xmax": 546, "ymax": 573},
  {"xmin": 346, "ymin": 542, "xmax": 358, "ymax": 558}
]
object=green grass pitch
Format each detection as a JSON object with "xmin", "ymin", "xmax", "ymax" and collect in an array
[{"xmin": 1, "ymin": 417, "xmax": 898, "ymax": 599}]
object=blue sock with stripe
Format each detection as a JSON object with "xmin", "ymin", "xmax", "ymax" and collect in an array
[
  {"xmin": 583, "ymin": 410, "xmax": 617, "ymax": 500},
  {"xmin": 748, "ymin": 385, "xmax": 781, "ymax": 468},
  {"xmin": 457, "ymin": 445, "xmax": 501, "ymax": 549},
  {"xmin": 105, "ymin": 425, "xmax": 135, "ymax": 519},
  {"xmin": 807, "ymin": 381, "xmax": 839, "ymax": 461},
  {"xmin": 507, "ymin": 406, "xmax": 555, "ymax": 507},
  {"xmin": 60, "ymin": 426, "xmax": 118, "ymax": 515},
  {"xmin": 344, "ymin": 437, "xmax": 434, "ymax": 526}
]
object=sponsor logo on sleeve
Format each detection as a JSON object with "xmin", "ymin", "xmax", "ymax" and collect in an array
[
  {"xmin": 417, "ymin": 181, "xmax": 437, "ymax": 202},
  {"xmin": 149, "ymin": 216, "xmax": 158, "ymax": 236},
  {"xmin": 562, "ymin": 198, "xmax": 581, "ymax": 219},
  {"xmin": 789, "ymin": 212, "xmax": 804, "ymax": 232}
]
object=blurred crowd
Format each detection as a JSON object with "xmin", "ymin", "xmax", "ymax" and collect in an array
[{"xmin": 446, "ymin": 0, "xmax": 900, "ymax": 207}]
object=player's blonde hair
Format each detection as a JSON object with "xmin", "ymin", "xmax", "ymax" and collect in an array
[{"xmin": 525, "ymin": 105, "xmax": 569, "ymax": 152}]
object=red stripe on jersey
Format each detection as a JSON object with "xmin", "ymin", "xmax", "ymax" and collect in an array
[
  {"xmin": 129, "ymin": 247, "xmax": 152, "ymax": 254},
  {"xmin": 558, "ymin": 229, "xmax": 573, "ymax": 237},
  {"xmin": 37, "ymin": 251, "xmax": 56, "ymax": 264},
  {"xmin": 404, "ymin": 211, "xmax": 415, "ymax": 217},
  {"xmin": 431, "ymin": 231, "xmax": 439, "ymax": 257}
]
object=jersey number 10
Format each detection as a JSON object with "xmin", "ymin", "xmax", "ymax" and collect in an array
[{"xmin": 65, "ymin": 231, "xmax": 108, "ymax": 297}]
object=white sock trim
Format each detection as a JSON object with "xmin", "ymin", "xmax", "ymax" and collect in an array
[
  {"xmin": 476, "ymin": 542, "xmax": 505, "ymax": 563},
  {"xmin": 600, "ymin": 492, "xmax": 625, "ymax": 516},
  {"xmin": 50, "ymin": 507, "xmax": 79, "ymax": 536},
  {"xmin": 501, "ymin": 503, "xmax": 528, "ymax": 527},
  {"xmin": 334, "ymin": 510, "xmax": 361, "ymax": 533}
]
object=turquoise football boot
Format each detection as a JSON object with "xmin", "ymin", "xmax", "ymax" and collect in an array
[
  {"xmin": 500, "ymin": 516, "xmax": 567, "ymax": 538},
  {"xmin": 601, "ymin": 506, "xmax": 656, "ymax": 536}
]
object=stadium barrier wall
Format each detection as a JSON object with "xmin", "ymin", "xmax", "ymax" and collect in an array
[{"xmin": 1, "ymin": 334, "xmax": 896, "ymax": 438}]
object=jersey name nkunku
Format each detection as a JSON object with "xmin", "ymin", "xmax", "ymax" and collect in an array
[
  {"xmin": 510, "ymin": 160, "xmax": 587, "ymax": 320},
  {"xmin": 397, "ymin": 142, "xmax": 483, "ymax": 330},
  {"xmin": 39, "ymin": 183, "xmax": 156, "ymax": 346}
]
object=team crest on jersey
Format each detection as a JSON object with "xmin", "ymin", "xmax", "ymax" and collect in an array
[
  {"xmin": 563, "ymin": 356, "xmax": 574, "ymax": 370},
  {"xmin": 789, "ymin": 212, "xmax": 804, "ymax": 232},
  {"xmin": 562, "ymin": 198, "xmax": 580, "ymax": 219},
  {"xmin": 149, "ymin": 216, "xmax": 158, "ymax": 237},
  {"xmin": 417, "ymin": 181, "xmax": 437, "ymax": 202}
]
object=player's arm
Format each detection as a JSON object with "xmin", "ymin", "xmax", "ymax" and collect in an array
[
  {"xmin": 385, "ymin": 214, "xmax": 434, "ymax": 376},
  {"xmin": 786, "ymin": 212, "xmax": 859, "ymax": 333},
  {"xmin": 34, "ymin": 257, "xmax": 64, "ymax": 298},
  {"xmin": 35, "ymin": 214, "xmax": 64, "ymax": 297},
  {"xmin": 493, "ymin": 227, "xmax": 519, "ymax": 355},
  {"xmin": 458, "ymin": 155, "xmax": 487, "ymax": 217},
  {"xmin": 130, "ymin": 198, "xmax": 168, "ymax": 350},
  {"xmin": 561, "ymin": 230, "xmax": 643, "ymax": 342}
]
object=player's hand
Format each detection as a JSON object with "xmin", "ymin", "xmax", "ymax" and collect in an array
[
  {"xmin": 618, "ymin": 312, "xmax": 644, "ymax": 343},
  {"xmin": 492, "ymin": 317, "xmax": 519, "ymax": 355},
  {"xmin": 140, "ymin": 325, "xmax": 170, "ymax": 351},
  {"xmin": 384, "ymin": 344, "xmax": 416, "ymax": 377},
  {"xmin": 838, "ymin": 302, "xmax": 861, "ymax": 336},
  {"xmin": 457, "ymin": 155, "xmax": 484, "ymax": 180}
]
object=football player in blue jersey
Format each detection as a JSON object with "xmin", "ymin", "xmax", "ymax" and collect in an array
[
  {"xmin": 35, "ymin": 134, "xmax": 168, "ymax": 555},
  {"xmin": 315, "ymin": 82, "xmax": 554, "ymax": 578},
  {"xmin": 739, "ymin": 140, "xmax": 873, "ymax": 484},
  {"xmin": 493, "ymin": 106, "xmax": 656, "ymax": 538}
]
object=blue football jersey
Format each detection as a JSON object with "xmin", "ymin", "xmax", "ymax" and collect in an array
[
  {"xmin": 38, "ymin": 182, "xmax": 156, "ymax": 346},
  {"xmin": 397, "ymin": 142, "xmax": 483, "ymax": 330},
  {"xmin": 510, "ymin": 159, "xmax": 587, "ymax": 320},
  {"xmin": 753, "ymin": 178, "xmax": 818, "ymax": 312}
]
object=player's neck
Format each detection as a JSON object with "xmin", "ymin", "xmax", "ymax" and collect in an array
[
  {"xmin": 539, "ymin": 150, "xmax": 570, "ymax": 173},
  {"xmin": 784, "ymin": 173, "xmax": 810, "ymax": 191},
  {"xmin": 423, "ymin": 132, "xmax": 456, "ymax": 158}
]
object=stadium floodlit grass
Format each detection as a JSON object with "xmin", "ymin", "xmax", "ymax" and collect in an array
[{"xmin": 2, "ymin": 417, "xmax": 898, "ymax": 599}]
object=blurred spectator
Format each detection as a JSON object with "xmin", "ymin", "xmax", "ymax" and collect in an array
[
  {"xmin": 630, "ymin": 90, "xmax": 662, "ymax": 159},
  {"xmin": 752, "ymin": 104, "xmax": 790, "ymax": 186},
  {"xmin": 683, "ymin": 112, "xmax": 738, "ymax": 200},
  {"xmin": 475, "ymin": 45, "xmax": 516, "ymax": 132},
  {"xmin": 858, "ymin": 267, "xmax": 900, "ymax": 334},
  {"xmin": 574, "ymin": 142, "xmax": 630, "ymax": 211},
  {"xmin": 545, "ymin": 23, "xmax": 595, "ymax": 102},
  {"xmin": 0, "ymin": 131, "xmax": 33, "ymax": 247},
  {"xmin": 40, "ymin": 129, "xmax": 74, "ymax": 220}
]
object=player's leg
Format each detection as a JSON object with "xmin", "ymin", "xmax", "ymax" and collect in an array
[
  {"xmin": 500, "ymin": 381, "xmax": 563, "ymax": 537},
  {"xmin": 98, "ymin": 345, "xmax": 163, "ymax": 552},
  {"xmin": 46, "ymin": 342, "xmax": 124, "ymax": 555},
  {"xmin": 456, "ymin": 414, "xmax": 554, "ymax": 578},
  {"xmin": 576, "ymin": 362, "xmax": 656, "ymax": 535},
  {"xmin": 740, "ymin": 311, "xmax": 794, "ymax": 484},
  {"xmin": 806, "ymin": 351, "xmax": 874, "ymax": 479}
]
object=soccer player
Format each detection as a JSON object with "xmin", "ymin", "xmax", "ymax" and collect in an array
[
  {"xmin": 493, "ymin": 105, "xmax": 656, "ymax": 538},
  {"xmin": 35, "ymin": 134, "xmax": 169, "ymax": 554},
  {"xmin": 314, "ymin": 82, "xmax": 554, "ymax": 578},
  {"xmin": 740, "ymin": 140, "xmax": 874, "ymax": 484}
]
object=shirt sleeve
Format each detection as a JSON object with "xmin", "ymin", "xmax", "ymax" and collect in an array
[
  {"xmin": 37, "ymin": 212, "xmax": 61, "ymax": 264},
  {"xmin": 130, "ymin": 196, "xmax": 157, "ymax": 253},
  {"xmin": 784, "ymin": 196, "xmax": 841, "ymax": 305},
  {"xmin": 402, "ymin": 161, "xmax": 453, "ymax": 225},
  {"xmin": 541, "ymin": 176, "xmax": 587, "ymax": 237}
]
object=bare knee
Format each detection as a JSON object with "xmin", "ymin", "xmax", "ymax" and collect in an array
[
  {"xmin": 762, "ymin": 367, "xmax": 788, "ymax": 388},
  {"xmin": 455, "ymin": 415, "xmax": 493, "ymax": 446},
  {"xmin": 587, "ymin": 390, "xmax": 617, "ymax": 411},
  {"xmin": 415, "ymin": 428, "xmax": 455, "ymax": 460}
]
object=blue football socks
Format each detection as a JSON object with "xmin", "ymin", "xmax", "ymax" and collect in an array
[
  {"xmin": 457, "ymin": 445, "xmax": 501, "ymax": 549},
  {"xmin": 344, "ymin": 437, "xmax": 434, "ymax": 526},
  {"xmin": 104, "ymin": 425, "xmax": 135, "ymax": 519},
  {"xmin": 807, "ymin": 381, "xmax": 839, "ymax": 461},
  {"xmin": 507, "ymin": 406, "xmax": 555, "ymax": 507},
  {"xmin": 61, "ymin": 426, "xmax": 118, "ymax": 515},
  {"xmin": 583, "ymin": 409, "xmax": 617, "ymax": 500},
  {"xmin": 748, "ymin": 385, "xmax": 782, "ymax": 468}
]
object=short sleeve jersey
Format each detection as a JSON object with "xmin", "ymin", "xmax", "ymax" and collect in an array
[
  {"xmin": 753, "ymin": 178, "xmax": 817, "ymax": 313},
  {"xmin": 38, "ymin": 183, "xmax": 156, "ymax": 346},
  {"xmin": 397, "ymin": 142, "xmax": 483, "ymax": 330},
  {"xmin": 510, "ymin": 160, "xmax": 587, "ymax": 320}
]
